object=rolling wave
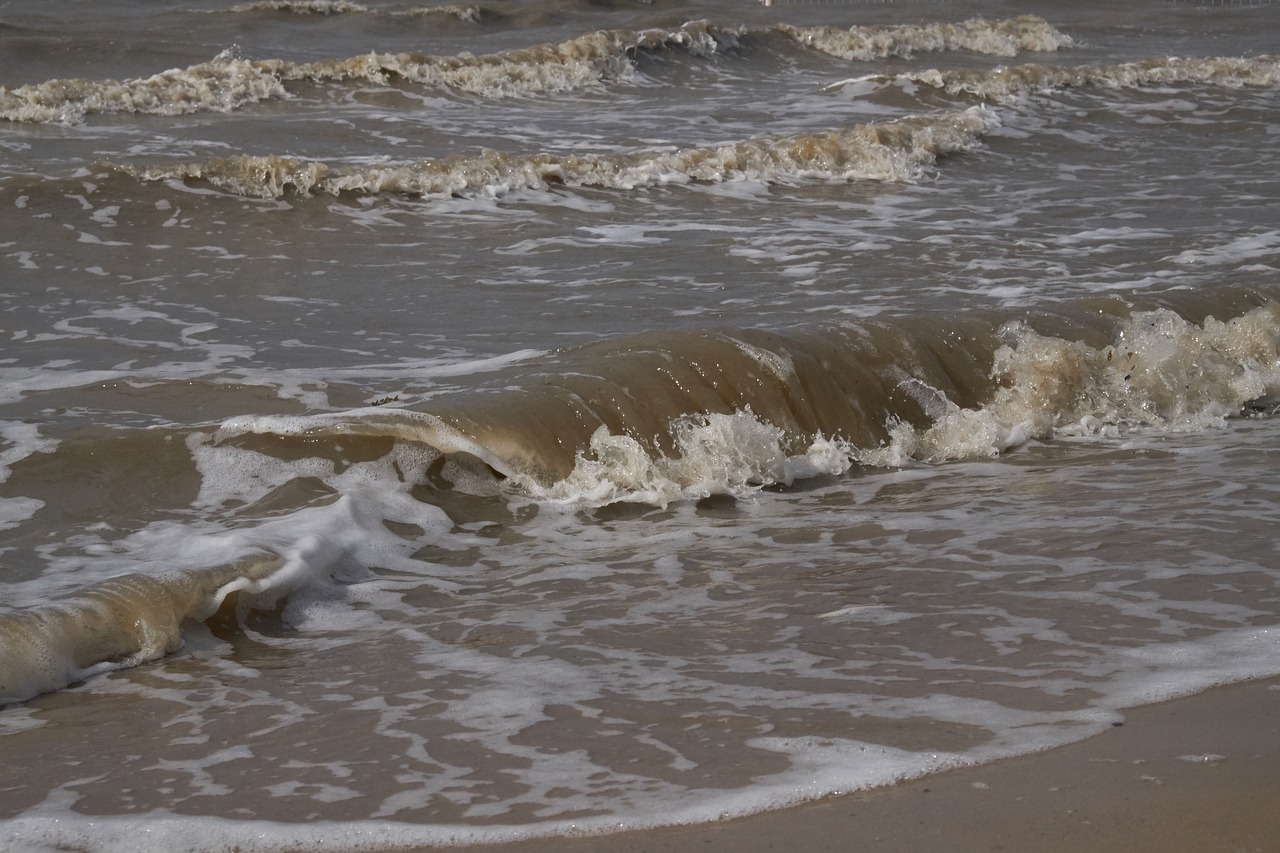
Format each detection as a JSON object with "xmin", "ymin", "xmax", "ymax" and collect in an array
[
  {"xmin": 222, "ymin": 286, "xmax": 1280, "ymax": 492},
  {"xmin": 115, "ymin": 107, "xmax": 998, "ymax": 197},
  {"xmin": 228, "ymin": 0, "xmax": 482, "ymax": 20},
  {"xmin": 2, "ymin": 285, "xmax": 1277, "ymax": 706},
  {"xmin": 0, "ymin": 16, "xmax": 1069, "ymax": 123},
  {"xmin": 830, "ymin": 55, "xmax": 1280, "ymax": 100},
  {"xmin": 772, "ymin": 14, "xmax": 1072, "ymax": 61},
  {"xmin": 0, "ymin": 554, "xmax": 283, "ymax": 706}
]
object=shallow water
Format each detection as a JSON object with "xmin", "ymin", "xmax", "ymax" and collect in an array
[{"xmin": 2, "ymin": 1, "xmax": 1279, "ymax": 850}]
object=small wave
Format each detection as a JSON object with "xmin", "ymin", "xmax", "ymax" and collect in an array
[
  {"xmin": 230, "ymin": 0, "xmax": 371, "ymax": 12},
  {"xmin": 116, "ymin": 106, "xmax": 998, "ymax": 198},
  {"xmin": 0, "ymin": 16, "xmax": 1066, "ymax": 125},
  {"xmin": 0, "ymin": 554, "xmax": 283, "ymax": 706},
  {"xmin": 842, "ymin": 54, "xmax": 1280, "ymax": 101},
  {"xmin": 0, "ymin": 53, "xmax": 288, "ymax": 124},
  {"xmin": 229, "ymin": 0, "xmax": 482, "ymax": 19},
  {"xmin": 772, "ymin": 14, "xmax": 1072, "ymax": 61},
  {"xmin": 0, "ymin": 22, "xmax": 716, "ymax": 124},
  {"xmin": 266, "ymin": 21, "xmax": 721, "ymax": 93}
]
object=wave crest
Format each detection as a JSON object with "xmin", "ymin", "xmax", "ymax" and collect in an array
[
  {"xmin": 858, "ymin": 304, "xmax": 1280, "ymax": 466},
  {"xmin": 774, "ymin": 14, "xmax": 1072, "ymax": 61},
  {"xmin": 0, "ymin": 16, "xmax": 1069, "ymax": 124},
  {"xmin": 0, "ymin": 54, "xmax": 287, "ymax": 124},
  {"xmin": 0, "ymin": 554, "xmax": 284, "ymax": 705},
  {"xmin": 229, "ymin": 1, "xmax": 482, "ymax": 19},
  {"xmin": 866, "ymin": 55, "xmax": 1280, "ymax": 101},
  {"xmin": 118, "ymin": 106, "xmax": 998, "ymax": 198}
]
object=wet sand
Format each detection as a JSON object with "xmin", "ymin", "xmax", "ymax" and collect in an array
[{"xmin": 444, "ymin": 675, "xmax": 1280, "ymax": 853}]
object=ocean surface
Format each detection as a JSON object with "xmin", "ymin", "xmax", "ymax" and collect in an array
[{"xmin": 1, "ymin": 0, "xmax": 1279, "ymax": 849}]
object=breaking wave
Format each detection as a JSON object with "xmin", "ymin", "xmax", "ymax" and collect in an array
[
  {"xmin": 116, "ymin": 106, "xmax": 999, "ymax": 198},
  {"xmin": 219, "ymin": 287, "xmax": 1280, "ymax": 497},
  {"xmin": 0, "ymin": 16, "xmax": 1070, "ymax": 124},
  {"xmin": 832, "ymin": 54, "xmax": 1280, "ymax": 100},
  {"xmin": 0, "ymin": 54, "xmax": 288, "ymax": 125},
  {"xmin": 2, "ymin": 286, "xmax": 1278, "ymax": 707},
  {"xmin": 228, "ymin": 1, "xmax": 482, "ymax": 20},
  {"xmin": 0, "ymin": 555, "xmax": 283, "ymax": 706},
  {"xmin": 772, "ymin": 14, "xmax": 1072, "ymax": 61}
]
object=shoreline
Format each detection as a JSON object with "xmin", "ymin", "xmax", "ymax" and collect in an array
[{"xmin": 437, "ymin": 675, "xmax": 1280, "ymax": 853}]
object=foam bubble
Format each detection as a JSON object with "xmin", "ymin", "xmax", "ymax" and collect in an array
[
  {"xmin": 897, "ymin": 54, "xmax": 1280, "ymax": 101},
  {"xmin": 0, "ymin": 55, "xmax": 288, "ymax": 124},
  {"xmin": 119, "ymin": 107, "xmax": 1000, "ymax": 199},
  {"xmin": 775, "ymin": 15, "xmax": 1073, "ymax": 62},
  {"xmin": 530, "ymin": 411, "xmax": 851, "ymax": 507},
  {"xmin": 857, "ymin": 304, "xmax": 1280, "ymax": 466}
]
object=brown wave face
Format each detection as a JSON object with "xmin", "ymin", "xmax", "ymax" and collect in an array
[
  {"xmin": 220, "ymin": 286, "xmax": 1280, "ymax": 492},
  {"xmin": 0, "ymin": 554, "xmax": 283, "ymax": 706}
]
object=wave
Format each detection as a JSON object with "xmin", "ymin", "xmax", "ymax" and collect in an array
[
  {"xmin": 228, "ymin": 1, "xmax": 483, "ymax": 20},
  {"xmin": 219, "ymin": 286, "xmax": 1280, "ymax": 498},
  {"xmin": 0, "ymin": 16, "xmax": 1068, "ymax": 124},
  {"xmin": 2, "ymin": 287, "xmax": 1277, "ymax": 706},
  {"xmin": 771, "ymin": 14, "xmax": 1072, "ymax": 61},
  {"xmin": 0, "ymin": 54, "xmax": 288, "ymax": 125},
  {"xmin": 115, "ymin": 106, "xmax": 998, "ymax": 197},
  {"xmin": 831, "ymin": 54, "xmax": 1280, "ymax": 100},
  {"xmin": 0, "ymin": 554, "xmax": 283, "ymax": 706}
]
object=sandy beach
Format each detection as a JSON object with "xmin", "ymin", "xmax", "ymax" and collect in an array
[{"xmin": 447, "ymin": 676, "xmax": 1280, "ymax": 853}]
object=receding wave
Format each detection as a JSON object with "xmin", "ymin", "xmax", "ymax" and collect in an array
[
  {"xmin": 0, "ymin": 16, "xmax": 1068, "ymax": 124},
  {"xmin": 833, "ymin": 54, "xmax": 1280, "ymax": 100},
  {"xmin": 229, "ymin": 1, "xmax": 482, "ymax": 20},
  {"xmin": 115, "ymin": 106, "xmax": 998, "ymax": 198}
]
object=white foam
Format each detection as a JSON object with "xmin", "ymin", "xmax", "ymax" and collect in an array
[
  {"xmin": 529, "ymin": 411, "xmax": 851, "ymax": 507},
  {"xmin": 120, "ymin": 107, "xmax": 1000, "ymax": 199},
  {"xmin": 0, "ymin": 55, "xmax": 289, "ymax": 124},
  {"xmin": 1168, "ymin": 230, "xmax": 1280, "ymax": 267},
  {"xmin": 896, "ymin": 54, "xmax": 1280, "ymax": 102},
  {"xmin": 775, "ymin": 15, "xmax": 1073, "ymax": 62},
  {"xmin": 5, "ymin": 624, "xmax": 1279, "ymax": 851},
  {"xmin": 857, "ymin": 305, "xmax": 1280, "ymax": 466}
]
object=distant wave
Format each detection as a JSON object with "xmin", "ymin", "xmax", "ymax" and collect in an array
[
  {"xmin": 0, "ymin": 16, "xmax": 1069, "ymax": 124},
  {"xmin": 829, "ymin": 54, "xmax": 1280, "ymax": 100},
  {"xmin": 771, "ymin": 14, "xmax": 1072, "ymax": 61},
  {"xmin": 0, "ymin": 55, "xmax": 288, "ymax": 124},
  {"xmin": 115, "ymin": 107, "xmax": 998, "ymax": 198},
  {"xmin": 228, "ymin": 1, "xmax": 482, "ymax": 20}
]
